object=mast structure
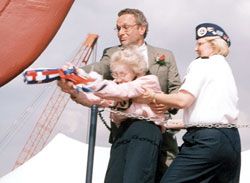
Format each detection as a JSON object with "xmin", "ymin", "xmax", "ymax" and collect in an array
[{"xmin": 14, "ymin": 34, "xmax": 98, "ymax": 169}]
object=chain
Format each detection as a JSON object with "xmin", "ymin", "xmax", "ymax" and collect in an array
[
  {"xmin": 98, "ymin": 107, "xmax": 250, "ymax": 128},
  {"xmin": 98, "ymin": 109, "xmax": 111, "ymax": 131}
]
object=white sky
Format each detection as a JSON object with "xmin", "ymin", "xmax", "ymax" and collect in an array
[{"xmin": 0, "ymin": 0, "xmax": 250, "ymax": 177}]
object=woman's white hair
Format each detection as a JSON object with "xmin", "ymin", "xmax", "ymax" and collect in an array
[
  {"xmin": 204, "ymin": 36, "xmax": 230, "ymax": 57},
  {"xmin": 110, "ymin": 46, "xmax": 147, "ymax": 77}
]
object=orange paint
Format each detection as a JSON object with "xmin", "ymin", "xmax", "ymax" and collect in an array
[{"xmin": 0, "ymin": 0, "xmax": 74, "ymax": 86}]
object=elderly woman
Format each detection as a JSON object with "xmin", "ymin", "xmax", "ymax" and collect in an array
[
  {"xmin": 87, "ymin": 47, "xmax": 165, "ymax": 126},
  {"xmin": 144, "ymin": 23, "xmax": 241, "ymax": 182},
  {"xmin": 72, "ymin": 46, "xmax": 164, "ymax": 183}
]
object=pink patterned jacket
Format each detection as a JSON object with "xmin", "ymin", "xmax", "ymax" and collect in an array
[{"xmin": 81, "ymin": 73, "xmax": 165, "ymax": 127}]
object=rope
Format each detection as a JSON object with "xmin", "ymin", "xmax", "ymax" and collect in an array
[{"xmin": 0, "ymin": 83, "xmax": 54, "ymax": 153}]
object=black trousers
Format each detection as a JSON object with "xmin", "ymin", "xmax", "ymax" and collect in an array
[
  {"xmin": 109, "ymin": 121, "xmax": 179, "ymax": 183},
  {"xmin": 104, "ymin": 119, "xmax": 162, "ymax": 183},
  {"xmin": 160, "ymin": 128, "xmax": 241, "ymax": 183}
]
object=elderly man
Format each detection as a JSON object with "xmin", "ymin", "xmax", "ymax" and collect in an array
[{"xmin": 58, "ymin": 8, "xmax": 181, "ymax": 183}]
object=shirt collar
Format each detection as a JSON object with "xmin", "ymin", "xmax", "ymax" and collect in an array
[{"xmin": 137, "ymin": 42, "xmax": 147, "ymax": 52}]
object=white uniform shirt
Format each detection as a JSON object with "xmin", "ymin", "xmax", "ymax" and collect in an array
[{"xmin": 180, "ymin": 55, "xmax": 239, "ymax": 126}]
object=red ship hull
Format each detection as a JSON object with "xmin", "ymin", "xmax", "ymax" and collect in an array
[{"xmin": 0, "ymin": 0, "xmax": 74, "ymax": 87}]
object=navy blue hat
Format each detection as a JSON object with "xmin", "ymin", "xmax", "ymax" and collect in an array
[{"xmin": 196, "ymin": 23, "xmax": 231, "ymax": 47}]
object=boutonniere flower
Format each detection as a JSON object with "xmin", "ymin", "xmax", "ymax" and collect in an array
[{"xmin": 155, "ymin": 54, "xmax": 166, "ymax": 66}]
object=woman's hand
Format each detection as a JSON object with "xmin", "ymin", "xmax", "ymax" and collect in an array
[
  {"xmin": 70, "ymin": 92, "xmax": 94, "ymax": 107},
  {"xmin": 142, "ymin": 89, "xmax": 169, "ymax": 114},
  {"xmin": 139, "ymin": 88, "xmax": 155, "ymax": 104},
  {"xmin": 57, "ymin": 74, "xmax": 94, "ymax": 107},
  {"xmin": 149, "ymin": 102, "xmax": 169, "ymax": 115},
  {"xmin": 57, "ymin": 78, "xmax": 76, "ymax": 95},
  {"xmin": 57, "ymin": 63, "xmax": 77, "ymax": 94}
]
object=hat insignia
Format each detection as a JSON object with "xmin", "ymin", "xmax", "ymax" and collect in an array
[{"xmin": 197, "ymin": 27, "xmax": 207, "ymax": 37}]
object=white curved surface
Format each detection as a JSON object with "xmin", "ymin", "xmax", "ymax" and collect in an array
[
  {"xmin": 0, "ymin": 133, "xmax": 110, "ymax": 183},
  {"xmin": 0, "ymin": 133, "xmax": 249, "ymax": 183}
]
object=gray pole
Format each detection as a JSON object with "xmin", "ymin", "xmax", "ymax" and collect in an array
[{"xmin": 86, "ymin": 105, "xmax": 98, "ymax": 183}]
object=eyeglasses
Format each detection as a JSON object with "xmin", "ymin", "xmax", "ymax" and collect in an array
[
  {"xmin": 111, "ymin": 72, "xmax": 128, "ymax": 79},
  {"xmin": 114, "ymin": 24, "xmax": 138, "ymax": 32}
]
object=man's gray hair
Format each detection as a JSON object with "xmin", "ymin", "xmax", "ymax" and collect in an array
[{"xmin": 118, "ymin": 8, "xmax": 149, "ymax": 38}]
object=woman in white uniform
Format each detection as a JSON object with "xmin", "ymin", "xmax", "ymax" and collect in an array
[{"xmin": 143, "ymin": 23, "xmax": 241, "ymax": 183}]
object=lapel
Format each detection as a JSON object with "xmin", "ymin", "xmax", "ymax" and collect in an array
[{"xmin": 146, "ymin": 44, "xmax": 159, "ymax": 74}]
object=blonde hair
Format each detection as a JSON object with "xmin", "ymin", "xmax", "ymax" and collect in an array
[
  {"xmin": 110, "ymin": 46, "xmax": 147, "ymax": 77},
  {"xmin": 204, "ymin": 36, "xmax": 230, "ymax": 57}
]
